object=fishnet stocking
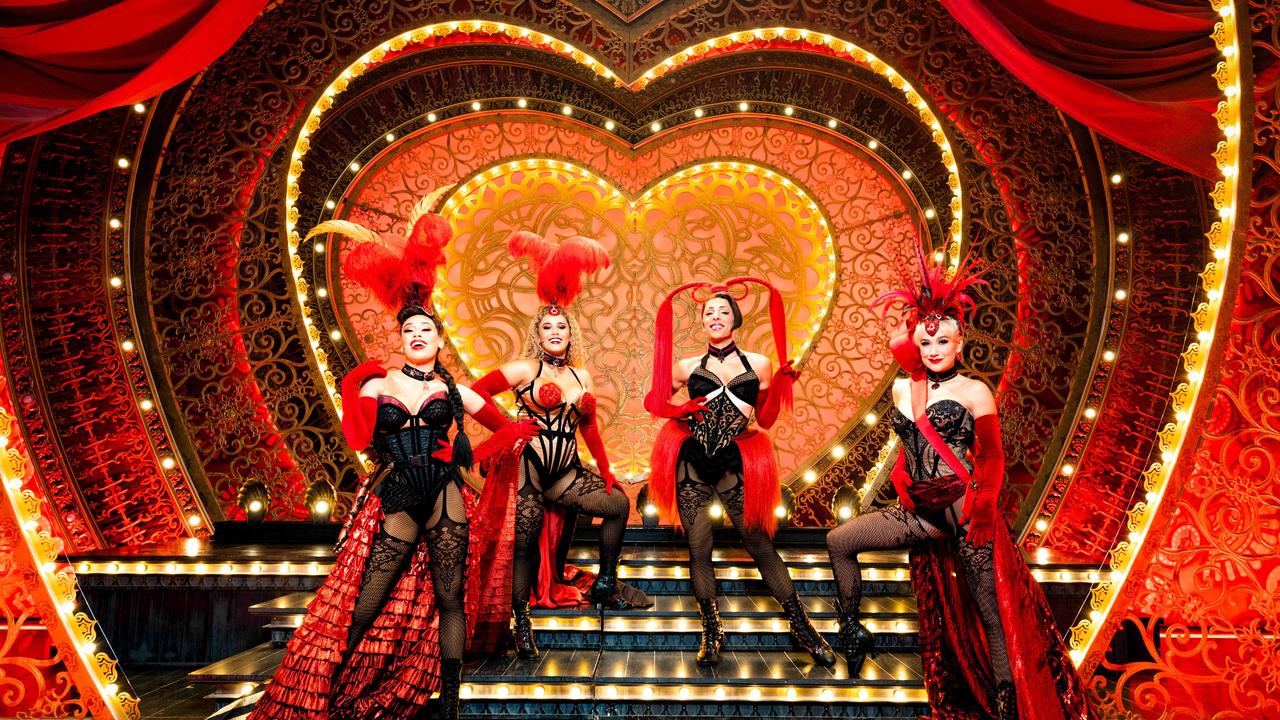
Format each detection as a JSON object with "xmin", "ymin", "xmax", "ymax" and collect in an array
[
  {"xmin": 347, "ymin": 510, "xmax": 418, "ymax": 653},
  {"xmin": 675, "ymin": 461, "xmax": 796, "ymax": 602},
  {"xmin": 425, "ymin": 482, "xmax": 469, "ymax": 661},
  {"xmin": 826, "ymin": 501, "xmax": 1012, "ymax": 683}
]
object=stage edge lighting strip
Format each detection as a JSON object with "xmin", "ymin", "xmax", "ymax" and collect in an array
[
  {"xmin": 282, "ymin": 23, "xmax": 963, "ymax": 443},
  {"xmin": 0, "ymin": 406, "xmax": 139, "ymax": 718},
  {"xmin": 1069, "ymin": 0, "xmax": 1243, "ymax": 668}
]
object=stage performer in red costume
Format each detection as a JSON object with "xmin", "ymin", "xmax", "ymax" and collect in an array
[
  {"xmin": 825, "ymin": 246, "xmax": 1096, "ymax": 719},
  {"xmin": 644, "ymin": 278, "xmax": 836, "ymax": 668},
  {"xmin": 469, "ymin": 231, "xmax": 649, "ymax": 659},
  {"xmin": 249, "ymin": 193, "xmax": 536, "ymax": 720}
]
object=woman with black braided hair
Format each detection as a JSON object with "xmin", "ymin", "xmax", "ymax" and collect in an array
[{"xmin": 249, "ymin": 195, "xmax": 535, "ymax": 720}]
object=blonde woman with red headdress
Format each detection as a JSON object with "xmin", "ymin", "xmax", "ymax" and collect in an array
[
  {"xmin": 248, "ymin": 193, "xmax": 537, "ymax": 720},
  {"xmin": 825, "ymin": 246, "xmax": 1096, "ymax": 719},
  {"xmin": 644, "ymin": 277, "xmax": 836, "ymax": 668},
  {"xmin": 470, "ymin": 232, "xmax": 649, "ymax": 660}
]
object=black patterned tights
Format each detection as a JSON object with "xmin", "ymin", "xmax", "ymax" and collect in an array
[
  {"xmin": 825, "ymin": 501, "xmax": 1012, "ymax": 683},
  {"xmin": 346, "ymin": 482, "xmax": 470, "ymax": 661},
  {"xmin": 511, "ymin": 457, "xmax": 630, "ymax": 606},
  {"xmin": 675, "ymin": 461, "xmax": 797, "ymax": 603}
]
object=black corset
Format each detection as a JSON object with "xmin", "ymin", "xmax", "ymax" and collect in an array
[
  {"xmin": 889, "ymin": 399, "xmax": 975, "ymax": 481},
  {"xmin": 370, "ymin": 395, "xmax": 457, "ymax": 514}
]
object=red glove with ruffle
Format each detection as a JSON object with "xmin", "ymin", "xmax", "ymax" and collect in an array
[
  {"xmin": 961, "ymin": 414, "xmax": 1005, "ymax": 546},
  {"xmin": 469, "ymin": 398, "xmax": 539, "ymax": 467},
  {"xmin": 341, "ymin": 361, "xmax": 388, "ymax": 451},
  {"xmin": 577, "ymin": 394, "xmax": 618, "ymax": 493},
  {"xmin": 755, "ymin": 359, "xmax": 800, "ymax": 429}
]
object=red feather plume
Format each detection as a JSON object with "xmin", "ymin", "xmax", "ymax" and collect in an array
[
  {"xmin": 326, "ymin": 194, "xmax": 453, "ymax": 311},
  {"xmin": 507, "ymin": 231, "xmax": 610, "ymax": 308},
  {"xmin": 873, "ymin": 235, "xmax": 990, "ymax": 332}
]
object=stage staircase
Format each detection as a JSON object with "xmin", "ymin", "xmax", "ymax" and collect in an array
[{"xmin": 193, "ymin": 541, "xmax": 932, "ymax": 718}]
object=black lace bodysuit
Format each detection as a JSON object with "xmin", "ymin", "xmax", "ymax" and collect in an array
[
  {"xmin": 370, "ymin": 393, "xmax": 461, "ymax": 524},
  {"xmin": 680, "ymin": 349, "xmax": 760, "ymax": 480},
  {"xmin": 888, "ymin": 399, "xmax": 975, "ymax": 528},
  {"xmin": 514, "ymin": 363, "xmax": 587, "ymax": 479}
]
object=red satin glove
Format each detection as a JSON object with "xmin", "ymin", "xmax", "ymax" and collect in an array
[
  {"xmin": 755, "ymin": 359, "xmax": 800, "ymax": 429},
  {"xmin": 472, "ymin": 368, "xmax": 511, "ymax": 398},
  {"xmin": 340, "ymin": 361, "xmax": 387, "ymax": 450},
  {"xmin": 578, "ymin": 395, "xmax": 618, "ymax": 493},
  {"xmin": 652, "ymin": 396, "xmax": 708, "ymax": 421},
  {"xmin": 473, "ymin": 417, "xmax": 540, "ymax": 466},
  {"xmin": 961, "ymin": 413, "xmax": 1005, "ymax": 546},
  {"xmin": 889, "ymin": 448, "xmax": 915, "ymax": 513}
]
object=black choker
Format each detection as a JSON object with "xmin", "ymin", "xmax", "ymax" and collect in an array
[
  {"xmin": 402, "ymin": 364, "xmax": 436, "ymax": 382},
  {"xmin": 926, "ymin": 367, "xmax": 958, "ymax": 390},
  {"xmin": 707, "ymin": 342, "xmax": 738, "ymax": 361},
  {"xmin": 542, "ymin": 352, "xmax": 568, "ymax": 368}
]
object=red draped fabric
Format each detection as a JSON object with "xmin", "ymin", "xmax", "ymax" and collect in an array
[
  {"xmin": 939, "ymin": 0, "xmax": 1221, "ymax": 178},
  {"xmin": 0, "ymin": 0, "xmax": 266, "ymax": 145}
]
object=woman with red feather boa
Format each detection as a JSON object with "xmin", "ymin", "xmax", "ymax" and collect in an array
[
  {"xmin": 248, "ymin": 194, "xmax": 536, "ymax": 720},
  {"xmin": 825, "ymin": 247, "xmax": 1096, "ymax": 719},
  {"xmin": 469, "ymin": 231, "xmax": 649, "ymax": 659},
  {"xmin": 644, "ymin": 277, "xmax": 836, "ymax": 668}
]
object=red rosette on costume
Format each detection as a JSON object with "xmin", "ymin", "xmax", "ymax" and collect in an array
[{"xmin": 644, "ymin": 276, "xmax": 793, "ymax": 536}]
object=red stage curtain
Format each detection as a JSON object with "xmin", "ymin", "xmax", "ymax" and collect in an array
[
  {"xmin": 0, "ymin": 0, "xmax": 266, "ymax": 146},
  {"xmin": 940, "ymin": 0, "xmax": 1222, "ymax": 178}
]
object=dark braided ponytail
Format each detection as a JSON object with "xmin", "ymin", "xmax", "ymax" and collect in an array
[{"xmin": 433, "ymin": 359, "xmax": 473, "ymax": 468}]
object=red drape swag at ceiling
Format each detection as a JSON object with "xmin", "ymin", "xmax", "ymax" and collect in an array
[
  {"xmin": 0, "ymin": 0, "xmax": 267, "ymax": 146},
  {"xmin": 939, "ymin": 0, "xmax": 1223, "ymax": 179}
]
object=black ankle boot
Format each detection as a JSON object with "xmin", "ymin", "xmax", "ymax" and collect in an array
[
  {"xmin": 834, "ymin": 597, "xmax": 878, "ymax": 675},
  {"xmin": 995, "ymin": 680, "xmax": 1017, "ymax": 720},
  {"xmin": 781, "ymin": 594, "xmax": 837, "ymax": 667},
  {"xmin": 590, "ymin": 564, "xmax": 635, "ymax": 610},
  {"xmin": 695, "ymin": 597, "xmax": 724, "ymax": 666},
  {"xmin": 512, "ymin": 601, "xmax": 540, "ymax": 659},
  {"xmin": 438, "ymin": 658, "xmax": 462, "ymax": 720}
]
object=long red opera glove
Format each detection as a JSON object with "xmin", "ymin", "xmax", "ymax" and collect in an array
[
  {"xmin": 755, "ymin": 359, "xmax": 800, "ymax": 429},
  {"xmin": 577, "ymin": 395, "xmax": 618, "ymax": 493},
  {"xmin": 649, "ymin": 396, "xmax": 709, "ymax": 421},
  {"xmin": 472, "ymin": 368, "xmax": 512, "ymax": 397},
  {"xmin": 889, "ymin": 447, "xmax": 915, "ymax": 513},
  {"xmin": 962, "ymin": 413, "xmax": 1005, "ymax": 546},
  {"xmin": 469, "ymin": 397, "xmax": 539, "ymax": 467},
  {"xmin": 340, "ymin": 361, "xmax": 387, "ymax": 450}
]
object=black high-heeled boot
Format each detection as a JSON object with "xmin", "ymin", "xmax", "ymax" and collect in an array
[
  {"xmin": 512, "ymin": 600, "xmax": 540, "ymax": 659},
  {"xmin": 695, "ymin": 597, "xmax": 724, "ymax": 666},
  {"xmin": 438, "ymin": 658, "xmax": 463, "ymax": 720},
  {"xmin": 781, "ymin": 594, "xmax": 837, "ymax": 667},
  {"xmin": 995, "ymin": 680, "xmax": 1017, "ymax": 720},
  {"xmin": 589, "ymin": 563, "xmax": 635, "ymax": 610},
  {"xmin": 834, "ymin": 597, "xmax": 878, "ymax": 675}
]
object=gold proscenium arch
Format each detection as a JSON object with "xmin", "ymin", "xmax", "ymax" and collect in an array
[{"xmin": 283, "ymin": 22, "xmax": 965, "ymax": 424}]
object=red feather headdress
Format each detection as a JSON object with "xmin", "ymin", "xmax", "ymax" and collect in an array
[
  {"xmin": 308, "ymin": 186, "xmax": 455, "ymax": 314},
  {"xmin": 507, "ymin": 231, "xmax": 611, "ymax": 314},
  {"xmin": 644, "ymin": 276, "xmax": 793, "ymax": 416}
]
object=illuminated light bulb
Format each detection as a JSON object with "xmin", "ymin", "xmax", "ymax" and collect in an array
[
  {"xmin": 1161, "ymin": 451, "xmax": 1175, "ymax": 462},
  {"xmin": 251, "ymin": 562, "xmax": 263, "ymax": 574},
  {"xmin": 110, "ymin": 276, "xmax": 123, "ymax": 288},
  {"xmin": 427, "ymin": 112, "xmax": 438, "ymax": 122},
  {"xmin": 81, "ymin": 641, "xmax": 97, "ymax": 654},
  {"xmin": 470, "ymin": 101, "xmax": 482, "ymax": 111},
  {"xmin": 838, "ymin": 506, "xmax": 852, "ymax": 520},
  {"xmin": 324, "ymin": 200, "xmax": 336, "ymax": 210},
  {"xmin": 858, "ymin": 688, "xmax": 869, "ymax": 699},
  {"xmin": 738, "ymin": 102, "xmax": 750, "ymax": 111},
  {"xmin": 694, "ymin": 108, "xmax": 705, "ymax": 118},
  {"xmin": 1145, "ymin": 491, "xmax": 1157, "ymax": 503},
  {"xmin": 248, "ymin": 500, "xmax": 263, "ymax": 514},
  {"xmin": 22, "ymin": 520, "xmax": 37, "ymax": 531},
  {"xmin": 901, "ymin": 169, "xmax": 912, "ymax": 180},
  {"xmin": 1035, "ymin": 547, "xmax": 1050, "ymax": 564},
  {"xmin": 314, "ymin": 242, "xmax": 325, "ymax": 253},
  {"xmin": 709, "ymin": 503, "xmax": 723, "ymax": 518},
  {"xmin": 933, "ymin": 250, "xmax": 944, "ymax": 263},
  {"xmin": 1117, "ymin": 232, "xmax": 1130, "ymax": 244},
  {"xmin": 1222, "ymin": 164, "xmax": 1236, "ymax": 177},
  {"xmin": 1223, "ymin": 45, "xmax": 1237, "ymax": 58},
  {"xmin": 187, "ymin": 514, "xmax": 202, "ymax": 527},
  {"xmin": 821, "ymin": 688, "xmax": 834, "ymax": 701},
  {"xmin": 133, "ymin": 103, "xmax": 146, "ymax": 114},
  {"xmin": 314, "ymin": 499, "xmax": 330, "ymax": 515},
  {"xmin": 1103, "ymin": 350, "xmax": 1116, "ymax": 362},
  {"xmin": 864, "ymin": 412, "xmax": 878, "ymax": 425},
  {"xmin": 605, "ymin": 120, "xmax": 616, "ymax": 130},
  {"xmin": 1219, "ymin": 3, "xmax": 1233, "ymax": 15},
  {"xmin": 1208, "ymin": 288, "xmax": 1222, "ymax": 301},
  {"xmin": 535, "ymin": 685, "xmax": 545, "ymax": 697},
  {"xmin": 830, "ymin": 445, "xmax": 845, "ymax": 459},
  {"xmin": 1189, "ymin": 370, "xmax": 1203, "ymax": 382},
  {"xmin": 1061, "ymin": 464, "xmax": 1075, "ymax": 476},
  {"xmin": 570, "ymin": 685, "xmax": 582, "ymax": 698},
  {"xmin": 498, "ymin": 685, "xmax": 510, "ymax": 697},
  {"xmin": 749, "ymin": 688, "xmax": 761, "ymax": 701},
  {"xmin": 117, "ymin": 158, "xmax": 130, "ymax": 169},
  {"xmin": 1084, "ymin": 407, "xmax": 1097, "ymax": 419},
  {"xmin": 516, "ymin": 98, "xmax": 528, "ymax": 108},
  {"xmin": 561, "ymin": 105, "xmax": 573, "ymax": 116},
  {"xmin": 140, "ymin": 399, "xmax": 154, "ymax": 411},
  {"xmin": 105, "ymin": 562, "xmax": 119, "ymax": 574},
  {"xmin": 1224, "ymin": 84, "xmax": 1239, "ymax": 97},
  {"xmin": 348, "ymin": 161, "xmax": 361, "ymax": 172},
  {"xmin": 924, "ymin": 208, "xmax": 936, "ymax": 219},
  {"xmin": 330, "ymin": 329, "xmax": 342, "ymax": 341},
  {"xmin": 161, "ymin": 457, "xmax": 176, "ymax": 469},
  {"xmin": 608, "ymin": 685, "xmax": 619, "ymax": 698},
  {"xmin": 650, "ymin": 121, "xmax": 662, "ymax": 133},
  {"xmin": 121, "ymin": 340, "xmax": 135, "ymax": 352},
  {"xmin": 6, "ymin": 478, "xmax": 22, "ymax": 490},
  {"xmin": 803, "ymin": 470, "xmax": 817, "ymax": 483},
  {"xmin": 783, "ymin": 106, "xmax": 794, "ymax": 116},
  {"xmin": 679, "ymin": 687, "xmax": 690, "ymax": 699},
  {"xmin": 774, "ymin": 505, "xmax": 787, "ymax": 518},
  {"xmin": 317, "ymin": 287, "xmax": 328, "ymax": 298},
  {"xmin": 105, "ymin": 683, "xmax": 119, "ymax": 695},
  {"xmin": 109, "ymin": 218, "xmax": 122, "ymax": 230},
  {"xmin": 715, "ymin": 687, "xmax": 726, "ymax": 700},
  {"xmin": 868, "ymin": 139, "xmax": 879, "ymax": 149},
  {"xmin": 1128, "ymin": 531, "xmax": 1143, "ymax": 543},
  {"xmin": 384, "ymin": 133, "xmax": 396, "ymax": 143},
  {"xmin": 827, "ymin": 118, "xmax": 838, "ymax": 129},
  {"xmin": 1219, "ymin": 205, "xmax": 1234, "ymax": 219},
  {"xmin": 1034, "ymin": 518, "xmax": 1048, "ymax": 532},
  {"xmin": 1110, "ymin": 173, "xmax": 1123, "ymax": 185},
  {"xmin": 1110, "ymin": 569, "xmax": 1125, "ymax": 581},
  {"xmin": 1225, "ymin": 125, "xmax": 1239, "ymax": 138}
]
